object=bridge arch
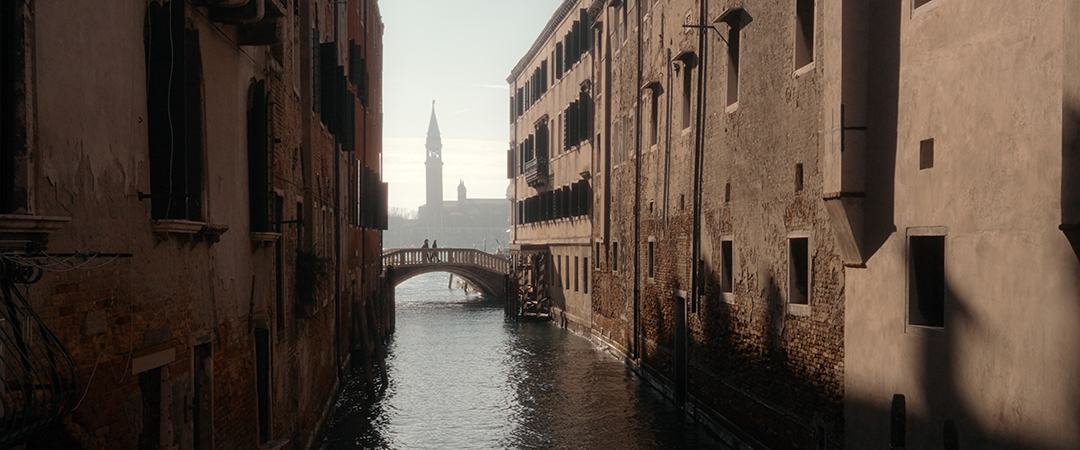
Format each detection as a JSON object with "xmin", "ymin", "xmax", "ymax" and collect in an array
[{"xmin": 383, "ymin": 248, "xmax": 510, "ymax": 300}]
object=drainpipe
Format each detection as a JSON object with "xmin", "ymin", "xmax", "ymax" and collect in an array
[
  {"xmin": 632, "ymin": 0, "xmax": 644, "ymax": 361},
  {"xmin": 689, "ymin": 0, "xmax": 709, "ymax": 351}
]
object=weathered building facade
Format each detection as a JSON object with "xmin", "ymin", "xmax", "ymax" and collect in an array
[
  {"xmin": 517, "ymin": 0, "xmax": 1080, "ymax": 449},
  {"xmin": 508, "ymin": 0, "xmax": 595, "ymax": 331},
  {"xmin": 588, "ymin": 0, "xmax": 842, "ymax": 448},
  {"xmin": 0, "ymin": 1, "xmax": 387, "ymax": 449}
]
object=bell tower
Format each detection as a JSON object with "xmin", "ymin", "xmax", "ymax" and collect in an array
[{"xmin": 425, "ymin": 101, "xmax": 443, "ymax": 218}]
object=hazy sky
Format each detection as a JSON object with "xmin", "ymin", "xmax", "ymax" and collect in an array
[{"xmin": 380, "ymin": 0, "xmax": 564, "ymax": 212}]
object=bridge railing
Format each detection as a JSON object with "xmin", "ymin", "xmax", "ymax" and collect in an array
[{"xmin": 382, "ymin": 248, "xmax": 510, "ymax": 274}]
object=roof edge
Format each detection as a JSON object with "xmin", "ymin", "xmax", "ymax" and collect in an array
[{"xmin": 507, "ymin": 0, "xmax": 580, "ymax": 83}]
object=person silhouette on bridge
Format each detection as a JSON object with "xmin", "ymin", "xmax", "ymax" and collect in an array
[
  {"xmin": 432, "ymin": 240, "xmax": 439, "ymax": 262},
  {"xmin": 422, "ymin": 239, "xmax": 431, "ymax": 262}
]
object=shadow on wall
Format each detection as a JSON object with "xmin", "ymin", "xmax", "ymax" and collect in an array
[
  {"xmin": 862, "ymin": 0, "xmax": 902, "ymax": 261},
  {"xmin": 691, "ymin": 269, "xmax": 843, "ymax": 450},
  {"xmin": 849, "ymin": 276, "xmax": 1080, "ymax": 450},
  {"xmin": 1060, "ymin": 105, "xmax": 1080, "ymax": 257}
]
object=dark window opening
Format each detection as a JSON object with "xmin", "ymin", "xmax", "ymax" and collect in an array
[
  {"xmin": 1, "ymin": 0, "xmax": 21, "ymax": 214},
  {"xmin": 795, "ymin": 0, "xmax": 815, "ymax": 68},
  {"xmin": 725, "ymin": 182, "xmax": 731, "ymax": 202},
  {"xmin": 795, "ymin": 163, "xmax": 804, "ymax": 191},
  {"xmin": 682, "ymin": 64, "xmax": 692, "ymax": 128},
  {"xmin": 909, "ymin": 235, "xmax": 945, "ymax": 327},
  {"xmin": 565, "ymin": 255, "xmax": 571, "ymax": 288},
  {"xmin": 726, "ymin": 17, "xmax": 741, "ymax": 107},
  {"xmin": 248, "ymin": 80, "xmax": 273, "ymax": 232},
  {"xmin": 612, "ymin": 242, "xmax": 619, "ymax": 272},
  {"xmin": 574, "ymin": 256, "xmax": 579, "ymax": 292},
  {"xmin": 138, "ymin": 367, "xmax": 163, "ymax": 450},
  {"xmin": 583, "ymin": 258, "xmax": 589, "ymax": 293},
  {"xmin": 920, "ymin": 138, "xmax": 934, "ymax": 169},
  {"xmin": 891, "ymin": 394, "xmax": 907, "ymax": 449},
  {"xmin": 146, "ymin": 0, "xmax": 204, "ymax": 221},
  {"xmin": 650, "ymin": 88, "xmax": 660, "ymax": 146},
  {"xmin": 595, "ymin": 243, "xmax": 601, "ymax": 268},
  {"xmin": 721, "ymin": 240, "xmax": 733, "ymax": 293},
  {"xmin": 255, "ymin": 328, "xmax": 271, "ymax": 443},
  {"xmin": 789, "ymin": 237, "xmax": 809, "ymax": 304},
  {"xmin": 914, "ymin": 0, "xmax": 934, "ymax": 9}
]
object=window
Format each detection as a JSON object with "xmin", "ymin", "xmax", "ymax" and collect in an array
[
  {"xmin": 612, "ymin": 242, "xmax": 619, "ymax": 272},
  {"xmin": 565, "ymin": 255, "xmax": 571, "ymax": 288},
  {"xmin": 139, "ymin": 368, "xmax": 163, "ymax": 450},
  {"xmin": 913, "ymin": 0, "xmax": 934, "ymax": 9},
  {"xmin": 795, "ymin": 163, "xmax": 804, "ymax": 191},
  {"xmin": 721, "ymin": 239, "xmax": 733, "ymax": 293},
  {"xmin": 908, "ymin": 234, "xmax": 945, "ymax": 327},
  {"xmin": 891, "ymin": 394, "xmax": 907, "ymax": 449},
  {"xmin": 574, "ymin": 256, "xmax": 579, "ymax": 292},
  {"xmin": 647, "ymin": 240, "xmax": 655, "ymax": 279},
  {"xmin": 725, "ymin": 182, "xmax": 731, "ymax": 202},
  {"xmin": 1, "ymin": 0, "xmax": 22, "ymax": 214},
  {"xmin": 146, "ymin": 0, "xmax": 204, "ymax": 220},
  {"xmin": 682, "ymin": 63, "xmax": 692, "ymax": 129},
  {"xmin": 649, "ymin": 86, "xmax": 660, "ymax": 146},
  {"xmin": 725, "ymin": 13, "xmax": 742, "ymax": 107},
  {"xmin": 255, "ymin": 328, "xmax": 271, "ymax": 443},
  {"xmin": 248, "ymin": 80, "xmax": 273, "ymax": 232},
  {"xmin": 583, "ymin": 258, "xmax": 589, "ymax": 293},
  {"xmin": 795, "ymin": 0, "xmax": 815, "ymax": 69},
  {"xmin": 788, "ymin": 237, "xmax": 810, "ymax": 305},
  {"xmin": 596, "ymin": 243, "xmax": 602, "ymax": 268},
  {"xmin": 557, "ymin": 252, "xmax": 565, "ymax": 284},
  {"xmin": 920, "ymin": 138, "xmax": 934, "ymax": 169}
]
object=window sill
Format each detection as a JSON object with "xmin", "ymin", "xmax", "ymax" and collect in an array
[
  {"xmin": 0, "ymin": 214, "xmax": 72, "ymax": 251},
  {"xmin": 788, "ymin": 303, "xmax": 811, "ymax": 316},
  {"xmin": 152, "ymin": 220, "xmax": 229, "ymax": 244},
  {"xmin": 721, "ymin": 292, "xmax": 735, "ymax": 304},
  {"xmin": 725, "ymin": 102, "xmax": 739, "ymax": 114},
  {"xmin": 794, "ymin": 61, "xmax": 816, "ymax": 78},
  {"xmin": 905, "ymin": 323, "xmax": 945, "ymax": 335},
  {"xmin": 250, "ymin": 231, "xmax": 281, "ymax": 248}
]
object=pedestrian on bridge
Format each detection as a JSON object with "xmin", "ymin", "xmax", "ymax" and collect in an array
[
  {"xmin": 432, "ymin": 240, "xmax": 440, "ymax": 262},
  {"xmin": 422, "ymin": 239, "xmax": 431, "ymax": 262}
]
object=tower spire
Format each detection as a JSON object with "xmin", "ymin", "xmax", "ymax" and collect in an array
[{"xmin": 425, "ymin": 101, "xmax": 444, "ymax": 215}]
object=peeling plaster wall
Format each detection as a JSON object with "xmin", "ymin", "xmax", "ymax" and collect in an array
[{"xmin": 14, "ymin": 1, "xmax": 386, "ymax": 449}]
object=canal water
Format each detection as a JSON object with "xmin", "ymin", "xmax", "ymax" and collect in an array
[{"xmin": 318, "ymin": 273, "xmax": 727, "ymax": 449}]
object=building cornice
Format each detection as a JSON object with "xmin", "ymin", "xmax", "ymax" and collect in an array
[{"xmin": 508, "ymin": 0, "xmax": 580, "ymax": 82}]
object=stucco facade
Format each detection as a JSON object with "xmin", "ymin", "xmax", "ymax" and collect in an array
[
  {"xmin": 0, "ymin": 1, "xmax": 387, "ymax": 449},
  {"xmin": 841, "ymin": 1, "xmax": 1080, "ymax": 449},
  {"xmin": 509, "ymin": 0, "xmax": 595, "ymax": 332}
]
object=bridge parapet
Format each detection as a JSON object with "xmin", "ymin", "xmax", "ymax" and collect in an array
[{"xmin": 382, "ymin": 248, "xmax": 509, "ymax": 274}]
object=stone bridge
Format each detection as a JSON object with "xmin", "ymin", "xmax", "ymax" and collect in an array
[{"xmin": 382, "ymin": 248, "xmax": 511, "ymax": 299}]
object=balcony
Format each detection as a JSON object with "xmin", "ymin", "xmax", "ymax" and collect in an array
[{"xmin": 524, "ymin": 157, "xmax": 548, "ymax": 188}]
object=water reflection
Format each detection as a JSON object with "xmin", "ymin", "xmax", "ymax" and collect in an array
[{"xmin": 319, "ymin": 273, "xmax": 726, "ymax": 449}]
